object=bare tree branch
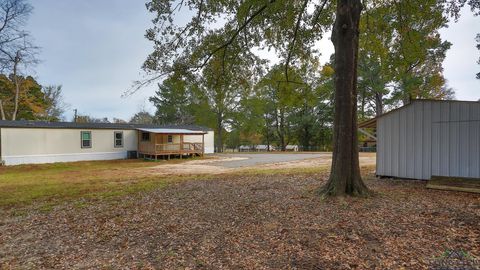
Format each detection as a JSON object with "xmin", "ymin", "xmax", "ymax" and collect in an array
[
  {"xmin": 193, "ymin": 0, "xmax": 276, "ymax": 71},
  {"xmin": 285, "ymin": 0, "xmax": 309, "ymax": 82}
]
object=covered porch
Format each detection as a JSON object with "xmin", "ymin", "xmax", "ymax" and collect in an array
[{"xmin": 137, "ymin": 128, "xmax": 207, "ymax": 160}]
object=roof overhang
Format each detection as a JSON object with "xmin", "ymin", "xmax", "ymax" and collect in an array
[
  {"xmin": 137, "ymin": 128, "xmax": 207, "ymax": 134},
  {"xmin": 358, "ymin": 118, "xmax": 377, "ymax": 129}
]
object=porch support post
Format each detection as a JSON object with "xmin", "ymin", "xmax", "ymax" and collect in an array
[
  {"xmin": 180, "ymin": 134, "xmax": 184, "ymax": 159},
  {"xmin": 137, "ymin": 130, "xmax": 140, "ymax": 159},
  {"xmin": 154, "ymin": 133, "xmax": 158, "ymax": 156}
]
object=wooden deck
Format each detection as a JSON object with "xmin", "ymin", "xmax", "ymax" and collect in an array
[
  {"xmin": 139, "ymin": 143, "xmax": 204, "ymax": 157},
  {"xmin": 137, "ymin": 131, "xmax": 205, "ymax": 160},
  {"xmin": 427, "ymin": 176, "xmax": 480, "ymax": 194}
]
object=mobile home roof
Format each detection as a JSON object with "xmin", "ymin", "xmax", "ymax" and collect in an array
[{"xmin": 0, "ymin": 120, "xmax": 213, "ymax": 131}]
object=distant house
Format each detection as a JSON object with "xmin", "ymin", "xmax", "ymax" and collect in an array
[
  {"xmin": 285, "ymin": 145, "xmax": 299, "ymax": 152},
  {"xmin": 239, "ymin": 145, "xmax": 254, "ymax": 152},
  {"xmin": 255, "ymin": 145, "xmax": 276, "ymax": 152},
  {"xmin": 359, "ymin": 99, "xmax": 480, "ymax": 180},
  {"xmin": 0, "ymin": 120, "xmax": 214, "ymax": 166}
]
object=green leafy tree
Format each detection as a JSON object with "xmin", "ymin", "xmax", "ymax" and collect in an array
[
  {"xmin": 38, "ymin": 85, "xmax": 69, "ymax": 121},
  {"xmin": 149, "ymin": 73, "xmax": 196, "ymax": 125},
  {"xmin": 313, "ymin": 65, "xmax": 335, "ymax": 150},
  {"xmin": 0, "ymin": 74, "xmax": 47, "ymax": 120},
  {"xmin": 143, "ymin": 0, "xmax": 479, "ymax": 196},
  {"xmin": 130, "ymin": 110, "xmax": 155, "ymax": 124},
  {"xmin": 197, "ymin": 48, "xmax": 262, "ymax": 152},
  {"xmin": 233, "ymin": 95, "xmax": 267, "ymax": 147},
  {"xmin": 256, "ymin": 65, "xmax": 305, "ymax": 150},
  {"xmin": 75, "ymin": 115, "xmax": 110, "ymax": 123},
  {"xmin": 357, "ymin": 0, "xmax": 455, "ymax": 117}
]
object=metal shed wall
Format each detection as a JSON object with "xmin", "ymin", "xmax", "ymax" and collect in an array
[{"xmin": 377, "ymin": 100, "xmax": 480, "ymax": 180}]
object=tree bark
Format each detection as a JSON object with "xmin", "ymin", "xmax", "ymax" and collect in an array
[
  {"xmin": 375, "ymin": 92, "xmax": 383, "ymax": 116},
  {"xmin": 264, "ymin": 115, "xmax": 271, "ymax": 152},
  {"xmin": 12, "ymin": 52, "xmax": 21, "ymax": 121},
  {"xmin": 0, "ymin": 100, "xmax": 5, "ymax": 120},
  {"xmin": 319, "ymin": 0, "xmax": 370, "ymax": 196},
  {"xmin": 276, "ymin": 108, "xmax": 287, "ymax": 151}
]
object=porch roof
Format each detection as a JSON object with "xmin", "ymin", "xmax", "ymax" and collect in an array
[{"xmin": 137, "ymin": 128, "xmax": 207, "ymax": 134}]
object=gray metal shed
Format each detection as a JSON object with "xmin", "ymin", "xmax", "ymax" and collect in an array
[{"xmin": 361, "ymin": 100, "xmax": 480, "ymax": 180}]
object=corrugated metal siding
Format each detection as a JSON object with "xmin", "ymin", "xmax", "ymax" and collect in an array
[
  {"xmin": 431, "ymin": 101, "xmax": 480, "ymax": 179},
  {"xmin": 377, "ymin": 100, "xmax": 480, "ymax": 180}
]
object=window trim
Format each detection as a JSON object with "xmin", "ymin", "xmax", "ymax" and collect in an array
[
  {"xmin": 81, "ymin": 131, "xmax": 92, "ymax": 149},
  {"xmin": 114, "ymin": 131, "xmax": 123, "ymax": 148},
  {"xmin": 167, "ymin": 135, "xmax": 173, "ymax": 143}
]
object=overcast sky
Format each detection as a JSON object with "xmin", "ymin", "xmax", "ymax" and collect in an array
[{"xmin": 27, "ymin": 1, "xmax": 480, "ymax": 121}]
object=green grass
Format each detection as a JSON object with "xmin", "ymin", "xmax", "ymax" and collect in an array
[
  {"xmin": 0, "ymin": 157, "xmax": 376, "ymax": 211},
  {"xmin": 0, "ymin": 159, "xmax": 191, "ymax": 210}
]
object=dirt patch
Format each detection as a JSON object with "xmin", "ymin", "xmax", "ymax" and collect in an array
[
  {"xmin": 141, "ymin": 153, "xmax": 376, "ymax": 175},
  {"xmin": 141, "ymin": 156, "xmax": 248, "ymax": 175},
  {"xmin": 145, "ymin": 164, "xmax": 232, "ymax": 175},
  {"xmin": 256, "ymin": 153, "xmax": 376, "ymax": 170}
]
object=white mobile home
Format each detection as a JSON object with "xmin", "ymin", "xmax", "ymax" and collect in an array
[
  {"xmin": 255, "ymin": 145, "xmax": 276, "ymax": 151},
  {"xmin": 285, "ymin": 145, "xmax": 299, "ymax": 152},
  {"xmin": 0, "ymin": 120, "xmax": 214, "ymax": 166},
  {"xmin": 360, "ymin": 100, "xmax": 480, "ymax": 180}
]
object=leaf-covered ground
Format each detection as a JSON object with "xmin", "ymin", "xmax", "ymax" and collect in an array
[{"xmin": 1, "ymin": 171, "xmax": 479, "ymax": 269}]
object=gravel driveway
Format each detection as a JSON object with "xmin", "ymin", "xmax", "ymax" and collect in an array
[
  {"xmin": 140, "ymin": 153, "xmax": 376, "ymax": 176},
  {"xmin": 212, "ymin": 153, "xmax": 331, "ymax": 168}
]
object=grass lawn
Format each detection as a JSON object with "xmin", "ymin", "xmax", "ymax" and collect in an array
[
  {"xmin": 0, "ymin": 159, "xmax": 197, "ymax": 210},
  {"xmin": 0, "ymin": 160, "xmax": 479, "ymax": 269}
]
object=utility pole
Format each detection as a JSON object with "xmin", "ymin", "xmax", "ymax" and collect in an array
[{"xmin": 74, "ymin": 109, "xmax": 77, "ymax": 123}]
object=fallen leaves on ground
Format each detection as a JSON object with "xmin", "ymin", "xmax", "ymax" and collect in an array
[{"xmin": 0, "ymin": 171, "xmax": 479, "ymax": 269}]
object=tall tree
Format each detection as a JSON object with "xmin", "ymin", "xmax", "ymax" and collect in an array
[
  {"xmin": 150, "ymin": 73, "xmax": 196, "ymax": 125},
  {"xmin": 0, "ymin": 74, "xmax": 46, "ymax": 120},
  {"xmin": 130, "ymin": 110, "xmax": 155, "ymax": 124},
  {"xmin": 143, "ymin": 0, "xmax": 479, "ymax": 196},
  {"xmin": 1, "ymin": 41, "xmax": 38, "ymax": 120},
  {"xmin": 39, "ymin": 85, "xmax": 69, "ymax": 121},
  {"xmin": 199, "ymin": 52, "xmax": 260, "ymax": 152},
  {"xmin": 319, "ymin": 0, "xmax": 369, "ymax": 196},
  {"xmin": 357, "ymin": 0, "xmax": 455, "ymax": 117},
  {"xmin": 256, "ymin": 65, "xmax": 304, "ymax": 151},
  {"xmin": 0, "ymin": 0, "xmax": 33, "ymax": 72},
  {"xmin": 0, "ymin": 0, "xmax": 38, "ymax": 120}
]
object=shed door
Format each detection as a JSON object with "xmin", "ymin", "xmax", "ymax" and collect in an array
[{"xmin": 431, "ymin": 121, "xmax": 480, "ymax": 179}]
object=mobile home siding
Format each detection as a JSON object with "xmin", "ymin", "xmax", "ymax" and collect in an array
[
  {"xmin": 1, "ymin": 128, "xmax": 138, "ymax": 165},
  {"xmin": 377, "ymin": 100, "xmax": 480, "ymax": 180},
  {"xmin": 183, "ymin": 131, "xmax": 215, "ymax": 154}
]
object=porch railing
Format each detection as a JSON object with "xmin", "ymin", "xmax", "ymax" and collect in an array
[{"xmin": 154, "ymin": 143, "xmax": 204, "ymax": 153}]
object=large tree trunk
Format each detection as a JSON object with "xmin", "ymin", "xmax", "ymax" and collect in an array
[
  {"xmin": 0, "ymin": 100, "xmax": 5, "ymax": 120},
  {"xmin": 319, "ymin": 0, "xmax": 369, "ymax": 196}
]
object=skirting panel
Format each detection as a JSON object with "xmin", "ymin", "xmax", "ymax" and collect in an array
[
  {"xmin": 2, "ymin": 151, "xmax": 128, "ymax": 166},
  {"xmin": 204, "ymin": 147, "xmax": 214, "ymax": 154}
]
